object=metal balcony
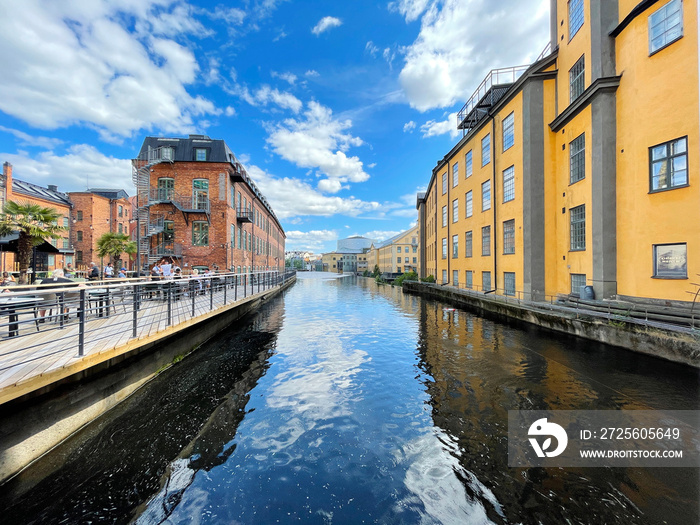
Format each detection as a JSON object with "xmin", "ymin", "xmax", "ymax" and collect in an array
[{"xmin": 236, "ymin": 207, "xmax": 254, "ymax": 223}]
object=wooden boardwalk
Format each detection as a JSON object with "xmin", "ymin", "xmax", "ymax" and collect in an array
[{"xmin": 0, "ymin": 279, "xmax": 279, "ymax": 405}]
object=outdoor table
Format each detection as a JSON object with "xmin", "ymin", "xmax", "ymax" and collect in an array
[
  {"xmin": 0, "ymin": 296, "xmax": 41, "ymax": 337},
  {"xmin": 88, "ymin": 288, "xmax": 111, "ymax": 318}
]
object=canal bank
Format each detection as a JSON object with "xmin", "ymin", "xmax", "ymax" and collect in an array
[
  {"xmin": 402, "ymin": 281, "xmax": 700, "ymax": 368},
  {"xmin": 0, "ymin": 275, "xmax": 296, "ymax": 484}
]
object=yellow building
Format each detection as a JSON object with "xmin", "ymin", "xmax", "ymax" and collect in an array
[
  {"xmin": 367, "ymin": 226, "xmax": 420, "ymax": 275},
  {"xmin": 418, "ymin": 0, "xmax": 699, "ymax": 304}
]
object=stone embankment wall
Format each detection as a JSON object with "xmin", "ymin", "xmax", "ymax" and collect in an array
[{"xmin": 403, "ymin": 282, "xmax": 700, "ymax": 368}]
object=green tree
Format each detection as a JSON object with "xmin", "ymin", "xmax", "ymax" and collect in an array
[
  {"xmin": 421, "ymin": 274, "xmax": 436, "ymax": 283},
  {"xmin": 96, "ymin": 232, "xmax": 137, "ymax": 267},
  {"xmin": 395, "ymin": 271, "xmax": 418, "ymax": 286},
  {"xmin": 372, "ymin": 264, "xmax": 381, "ymax": 278},
  {"xmin": 0, "ymin": 200, "xmax": 65, "ymax": 284}
]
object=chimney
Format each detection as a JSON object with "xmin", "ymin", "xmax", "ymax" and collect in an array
[
  {"xmin": 2, "ymin": 162, "xmax": 12, "ymax": 203},
  {"xmin": 48, "ymin": 184, "xmax": 58, "ymax": 192}
]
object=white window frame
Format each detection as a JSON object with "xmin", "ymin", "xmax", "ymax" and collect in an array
[{"xmin": 649, "ymin": 0, "xmax": 683, "ymax": 55}]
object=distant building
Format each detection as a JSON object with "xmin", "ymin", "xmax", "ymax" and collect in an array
[
  {"xmin": 367, "ymin": 225, "xmax": 419, "ymax": 275},
  {"xmin": 133, "ymin": 135, "xmax": 285, "ymax": 273},
  {"xmin": 0, "ymin": 162, "xmax": 73, "ymax": 275},
  {"xmin": 337, "ymin": 236, "xmax": 374, "ymax": 252},
  {"xmin": 68, "ymin": 189, "xmax": 132, "ymax": 270}
]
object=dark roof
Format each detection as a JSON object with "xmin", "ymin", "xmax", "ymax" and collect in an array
[
  {"xmin": 12, "ymin": 179, "xmax": 72, "ymax": 207},
  {"xmin": 137, "ymin": 135, "xmax": 236, "ymax": 164},
  {"xmin": 87, "ymin": 188, "xmax": 130, "ymax": 200}
]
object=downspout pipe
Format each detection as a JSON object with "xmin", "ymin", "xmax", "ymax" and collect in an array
[{"xmin": 491, "ymin": 116, "xmax": 498, "ymax": 293}]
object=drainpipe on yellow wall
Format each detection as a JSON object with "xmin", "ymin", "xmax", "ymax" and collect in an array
[{"xmin": 491, "ymin": 116, "xmax": 498, "ymax": 293}]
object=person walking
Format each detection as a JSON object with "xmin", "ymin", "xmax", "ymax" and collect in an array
[{"xmin": 104, "ymin": 262, "xmax": 114, "ymax": 279}]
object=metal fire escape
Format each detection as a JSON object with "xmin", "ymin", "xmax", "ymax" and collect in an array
[{"xmin": 131, "ymin": 146, "xmax": 173, "ymax": 270}]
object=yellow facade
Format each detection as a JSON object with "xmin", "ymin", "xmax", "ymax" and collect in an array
[
  {"xmin": 420, "ymin": 0, "xmax": 699, "ymax": 304},
  {"xmin": 369, "ymin": 226, "xmax": 420, "ymax": 275}
]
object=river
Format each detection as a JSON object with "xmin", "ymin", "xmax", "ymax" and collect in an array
[{"xmin": 0, "ymin": 273, "xmax": 698, "ymax": 524}]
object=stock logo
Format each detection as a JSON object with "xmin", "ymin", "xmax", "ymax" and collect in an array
[{"xmin": 528, "ymin": 418, "xmax": 568, "ymax": 458}]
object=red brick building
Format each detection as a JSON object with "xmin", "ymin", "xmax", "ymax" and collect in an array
[
  {"xmin": 1, "ymin": 162, "xmax": 73, "ymax": 275},
  {"xmin": 68, "ymin": 190, "xmax": 132, "ymax": 271},
  {"xmin": 133, "ymin": 135, "xmax": 285, "ymax": 273}
]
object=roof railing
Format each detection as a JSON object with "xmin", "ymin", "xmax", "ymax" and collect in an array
[{"xmin": 457, "ymin": 65, "xmax": 530, "ymax": 126}]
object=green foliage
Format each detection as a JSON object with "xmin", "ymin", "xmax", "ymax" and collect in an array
[
  {"xmin": 0, "ymin": 200, "xmax": 65, "ymax": 284},
  {"xmin": 375, "ymin": 274, "xmax": 386, "ymax": 284},
  {"xmin": 362, "ymin": 269, "xmax": 370, "ymax": 277},
  {"xmin": 395, "ymin": 271, "xmax": 418, "ymax": 286},
  {"xmin": 421, "ymin": 274, "xmax": 436, "ymax": 283},
  {"xmin": 96, "ymin": 232, "xmax": 136, "ymax": 266},
  {"xmin": 372, "ymin": 264, "xmax": 380, "ymax": 278}
]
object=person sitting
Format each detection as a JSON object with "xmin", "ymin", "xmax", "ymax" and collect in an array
[
  {"xmin": 63, "ymin": 263, "xmax": 76, "ymax": 278},
  {"xmin": 160, "ymin": 259, "xmax": 172, "ymax": 278},
  {"xmin": 1, "ymin": 271, "xmax": 16, "ymax": 287},
  {"xmin": 118, "ymin": 267, "xmax": 127, "ymax": 278},
  {"xmin": 88, "ymin": 262, "xmax": 100, "ymax": 281}
]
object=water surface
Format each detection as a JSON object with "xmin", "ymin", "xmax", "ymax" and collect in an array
[{"xmin": 1, "ymin": 273, "xmax": 698, "ymax": 524}]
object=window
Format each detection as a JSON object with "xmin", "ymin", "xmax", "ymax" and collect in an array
[
  {"xmin": 503, "ymin": 219, "xmax": 515, "ymax": 254},
  {"xmin": 482, "ymin": 226, "xmax": 491, "ymax": 256},
  {"xmin": 453, "ymin": 270, "xmax": 459, "ymax": 287},
  {"xmin": 413, "ymin": 257, "xmax": 417, "ymax": 264},
  {"xmin": 452, "ymin": 162, "xmax": 459, "ymax": 187},
  {"xmin": 452, "ymin": 199, "xmax": 459, "ymax": 223},
  {"xmin": 481, "ymin": 134, "xmax": 491, "ymax": 166},
  {"xmin": 63, "ymin": 238, "xmax": 69, "ymax": 249},
  {"xmin": 118, "ymin": 205, "xmax": 123, "ymax": 217},
  {"xmin": 571, "ymin": 273, "xmax": 587, "ymax": 295},
  {"xmin": 502, "ymin": 112, "xmax": 514, "ymax": 151},
  {"xmin": 466, "ymin": 270, "xmax": 473, "ymax": 289},
  {"xmin": 465, "ymin": 191, "xmax": 473, "ymax": 218},
  {"xmin": 452, "ymin": 234, "xmax": 459, "ymax": 258},
  {"xmin": 231, "ymin": 224, "xmax": 236, "ymax": 249},
  {"xmin": 77, "ymin": 231, "xmax": 83, "ymax": 241},
  {"xmin": 48, "ymin": 254, "xmax": 55, "ymax": 267},
  {"xmin": 653, "ymin": 243, "xmax": 687, "ymax": 278},
  {"xmin": 193, "ymin": 221, "xmax": 209, "ymax": 246},
  {"xmin": 650, "ymin": 136, "xmax": 688, "ymax": 191},
  {"xmin": 158, "ymin": 178, "xmax": 174, "ymax": 200},
  {"xmin": 442, "ymin": 172, "xmax": 447, "ymax": 195},
  {"xmin": 76, "ymin": 251, "xmax": 83, "ymax": 263},
  {"xmin": 193, "ymin": 179, "xmax": 209, "ymax": 209},
  {"xmin": 503, "ymin": 166, "xmax": 515, "ymax": 202},
  {"xmin": 504, "ymin": 272, "xmax": 516, "ymax": 296},
  {"xmin": 570, "ymin": 55, "xmax": 585, "ymax": 103},
  {"xmin": 118, "ymin": 223, "xmax": 123, "ymax": 234},
  {"xmin": 442, "ymin": 205, "xmax": 447, "ymax": 227},
  {"xmin": 161, "ymin": 147, "xmax": 174, "ymax": 160},
  {"xmin": 76, "ymin": 211, "xmax": 83, "ymax": 221},
  {"xmin": 649, "ymin": 0, "xmax": 683, "ymax": 54},
  {"xmin": 569, "ymin": 0, "xmax": 584, "ymax": 39},
  {"xmin": 442, "ymin": 238, "xmax": 447, "ymax": 259},
  {"xmin": 397, "ymin": 257, "xmax": 401, "ymax": 263},
  {"xmin": 570, "ymin": 133, "xmax": 586, "ymax": 184},
  {"xmin": 195, "ymin": 148, "xmax": 207, "ymax": 161},
  {"xmin": 465, "ymin": 150, "xmax": 473, "ymax": 178},
  {"xmin": 482, "ymin": 180, "xmax": 491, "ymax": 211},
  {"xmin": 397, "ymin": 246, "xmax": 401, "ymax": 253},
  {"xmin": 482, "ymin": 271, "xmax": 492, "ymax": 292},
  {"xmin": 442, "ymin": 270, "xmax": 448, "ymax": 284},
  {"xmin": 465, "ymin": 231, "xmax": 473, "ymax": 257},
  {"xmin": 570, "ymin": 205, "xmax": 586, "ymax": 251},
  {"xmin": 63, "ymin": 217, "xmax": 69, "ymax": 227},
  {"xmin": 405, "ymin": 257, "xmax": 409, "ymax": 263}
]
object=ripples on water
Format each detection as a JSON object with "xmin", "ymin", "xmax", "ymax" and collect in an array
[{"xmin": 0, "ymin": 273, "xmax": 697, "ymax": 524}]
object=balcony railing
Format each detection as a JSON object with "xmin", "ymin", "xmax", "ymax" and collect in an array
[
  {"xmin": 236, "ymin": 207, "xmax": 254, "ymax": 222},
  {"xmin": 148, "ymin": 189, "xmax": 210, "ymax": 213}
]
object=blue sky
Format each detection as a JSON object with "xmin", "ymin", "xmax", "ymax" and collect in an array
[{"xmin": 0, "ymin": 0, "xmax": 549, "ymax": 254}]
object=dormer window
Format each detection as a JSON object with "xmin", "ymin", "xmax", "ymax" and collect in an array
[
  {"xmin": 161, "ymin": 147, "xmax": 174, "ymax": 160},
  {"xmin": 195, "ymin": 148, "xmax": 207, "ymax": 161}
]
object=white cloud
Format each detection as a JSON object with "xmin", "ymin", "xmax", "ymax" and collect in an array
[
  {"xmin": 246, "ymin": 165, "xmax": 381, "ymax": 220},
  {"xmin": 0, "ymin": 0, "xmax": 220, "ymax": 140},
  {"xmin": 366, "ymin": 41, "xmax": 380, "ymax": 57},
  {"xmin": 388, "ymin": 0, "xmax": 431, "ymax": 22},
  {"xmin": 1, "ymin": 145, "xmax": 133, "ymax": 194},
  {"xmin": 285, "ymin": 229, "xmax": 338, "ymax": 251},
  {"xmin": 235, "ymin": 84, "xmax": 303, "ymax": 113},
  {"xmin": 312, "ymin": 16, "xmax": 343, "ymax": 36},
  {"xmin": 271, "ymin": 71, "xmax": 298, "ymax": 85},
  {"xmin": 420, "ymin": 112, "xmax": 459, "ymax": 139},
  {"xmin": 398, "ymin": 0, "xmax": 549, "ymax": 111},
  {"xmin": 361, "ymin": 230, "xmax": 402, "ymax": 242},
  {"xmin": 305, "ymin": 70, "xmax": 320, "ymax": 77},
  {"xmin": 265, "ymin": 101, "xmax": 369, "ymax": 193},
  {"xmin": 0, "ymin": 126, "xmax": 64, "ymax": 149},
  {"xmin": 403, "ymin": 121, "xmax": 416, "ymax": 133},
  {"xmin": 224, "ymin": 106, "xmax": 236, "ymax": 116}
]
